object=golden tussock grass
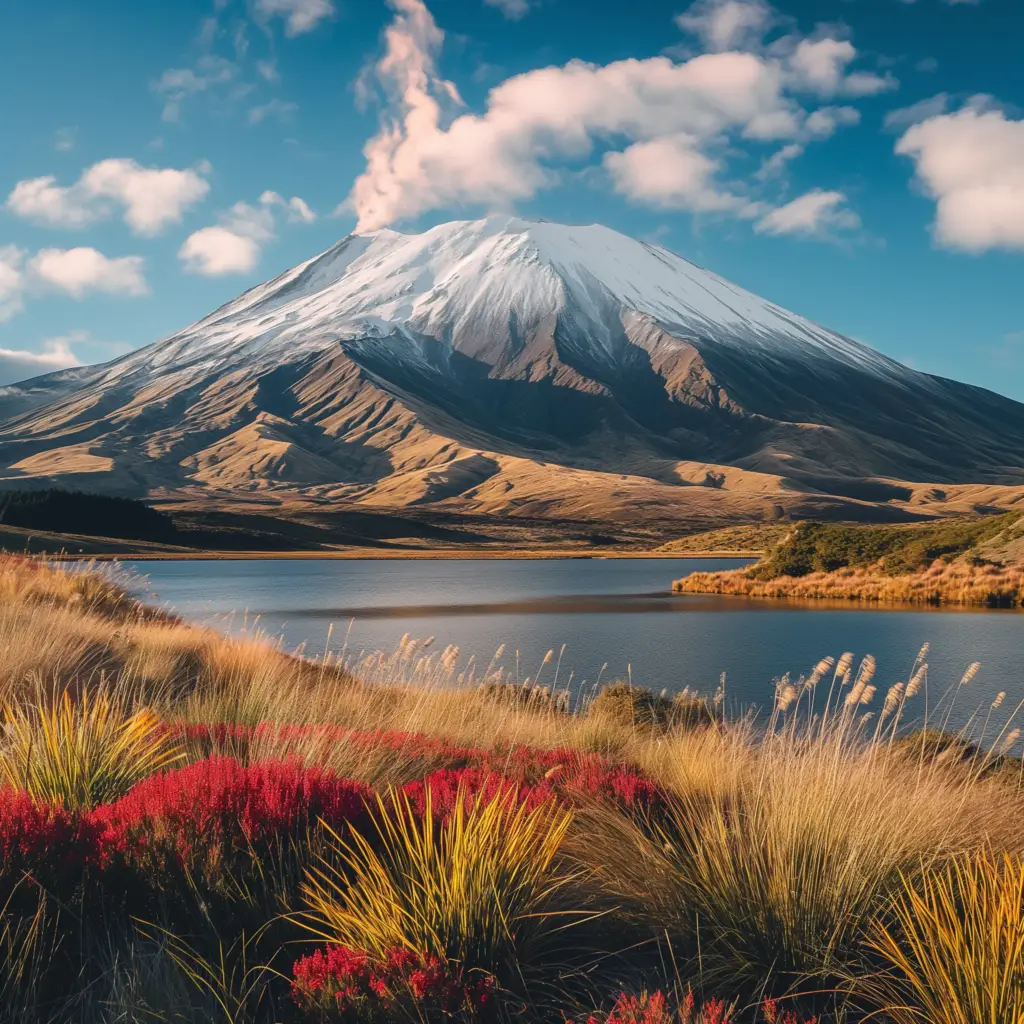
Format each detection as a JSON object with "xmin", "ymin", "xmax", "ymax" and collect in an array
[
  {"xmin": 676, "ymin": 558, "xmax": 1024, "ymax": 607},
  {"xmin": 2, "ymin": 556, "xmax": 1024, "ymax": 1021}
]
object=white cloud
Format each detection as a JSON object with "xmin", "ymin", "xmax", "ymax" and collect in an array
[
  {"xmin": 755, "ymin": 188, "xmax": 861, "ymax": 237},
  {"xmin": 261, "ymin": 190, "xmax": 318, "ymax": 222},
  {"xmin": 0, "ymin": 246, "xmax": 25, "ymax": 323},
  {"xmin": 787, "ymin": 38, "xmax": 896, "ymax": 98},
  {"xmin": 755, "ymin": 141, "xmax": 804, "ymax": 180},
  {"xmin": 484, "ymin": 0, "xmax": 533, "ymax": 17},
  {"xmin": 153, "ymin": 55, "xmax": 239, "ymax": 122},
  {"xmin": 804, "ymin": 104, "xmax": 861, "ymax": 136},
  {"xmin": 348, "ymin": 0, "xmax": 810, "ymax": 231},
  {"xmin": 675, "ymin": 0, "xmax": 776, "ymax": 53},
  {"xmin": 605, "ymin": 134, "xmax": 763, "ymax": 215},
  {"xmin": 248, "ymin": 98, "xmax": 299, "ymax": 124},
  {"xmin": 347, "ymin": 0, "xmax": 878, "ymax": 233},
  {"xmin": 254, "ymin": 0, "xmax": 335, "ymax": 36},
  {"xmin": 895, "ymin": 100, "xmax": 1024, "ymax": 252},
  {"xmin": 27, "ymin": 248, "xmax": 149, "ymax": 298},
  {"xmin": 6, "ymin": 158, "xmax": 210, "ymax": 236},
  {"xmin": 179, "ymin": 227, "xmax": 262, "ymax": 275},
  {"xmin": 884, "ymin": 93, "xmax": 948, "ymax": 130},
  {"xmin": 0, "ymin": 336, "xmax": 83, "ymax": 386},
  {"xmin": 179, "ymin": 190, "xmax": 315, "ymax": 275}
]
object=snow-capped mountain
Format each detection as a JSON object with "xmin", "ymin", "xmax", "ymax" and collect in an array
[{"xmin": 2, "ymin": 216, "xmax": 1023, "ymax": 524}]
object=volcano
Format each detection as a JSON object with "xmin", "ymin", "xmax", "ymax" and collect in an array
[{"xmin": 2, "ymin": 216, "xmax": 1023, "ymax": 530}]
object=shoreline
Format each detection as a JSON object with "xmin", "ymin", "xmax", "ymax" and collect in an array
[{"xmin": 51, "ymin": 547, "xmax": 764, "ymax": 562}]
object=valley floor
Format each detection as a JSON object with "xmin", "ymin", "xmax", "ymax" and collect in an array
[{"xmin": 1, "ymin": 555, "xmax": 1023, "ymax": 1022}]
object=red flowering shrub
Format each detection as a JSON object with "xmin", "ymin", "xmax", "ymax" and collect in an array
[
  {"xmin": 576, "ymin": 993, "xmax": 818, "ymax": 1024},
  {"xmin": 575, "ymin": 991, "xmax": 733, "ymax": 1024},
  {"xmin": 292, "ymin": 944, "xmax": 496, "ymax": 1022},
  {"xmin": 761, "ymin": 1000, "xmax": 818, "ymax": 1024},
  {"xmin": 0, "ymin": 788, "xmax": 104, "ymax": 901},
  {"xmin": 167, "ymin": 724, "xmax": 667, "ymax": 819},
  {"xmin": 95, "ymin": 757, "xmax": 372, "ymax": 881},
  {"xmin": 400, "ymin": 768, "xmax": 550, "ymax": 821}
]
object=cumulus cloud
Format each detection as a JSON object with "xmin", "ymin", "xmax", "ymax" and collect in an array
[
  {"xmin": 484, "ymin": 0, "xmax": 533, "ymax": 18},
  {"xmin": 27, "ymin": 248, "xmax": 149, "ymax": 298},
  {"xmin": 0, "ymin": 335, "xmax": 84, "ymax": 387},
  {"xmin": 605, "ymin": 134, "xmax": 764, "ymax": 215},
  {"xmin": 261, "ymin": 190, "xmax": 318, "ymax": 222},
  {"xmin": 6, "ymin": 158, "xmax": 210, "ymax": 236},
  {"xmin": 674, "ymin": 0, "xmax": 776, "ymax": 53},
  {"xmin": 348, "ymin": 0, "xmax": 808, "ymax": 231},
  {"xmin": 346, "ymin": 0, "xmax": 877, "ymax": 233},
  {"xmin": 0, "ymin": 246, "xmax": 25, "ymax": 323},
  {"xmin": 895, "ymin": 100, "xmax": 1024, "ymax": 252},
  {"xmin": 755, "ymin": 188, "xmax": 861, "ymax": 237},
  {"xmin": 804, "ymin": 104, "xmax": 861, "ymax": 136},
  {"xmin": 254, "ymin": 0, "xmax": 335, "ymax": 36},
  {"xmin": 179, "ymin": 190, "xmax": 315, "ymax": 275},
  {"xmin": 786, "ymin": 38, "xmax": 896, "ymax": 98}
]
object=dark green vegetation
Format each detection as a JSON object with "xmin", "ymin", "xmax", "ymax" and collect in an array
[
  {"xmin": 0, "ymin": 489, "xmax": 178, "ymax": 544},
  {"xmin": 751, "ymin": 513, "xmax": 1024, "ymax": 581}
]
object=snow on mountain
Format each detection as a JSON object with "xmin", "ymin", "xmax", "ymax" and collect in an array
[
  {"xmin": 5, "ymin": 215, "xmax": 1024, "ymax": 516},
  {"xmin": 107, "ymin": 216, "xmax": 910, "ymax": 386}
]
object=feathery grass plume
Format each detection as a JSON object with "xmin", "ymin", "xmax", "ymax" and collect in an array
[
  {"xmin": 959, "ymin": 662, "xmax": 981, "ymax": 686},
  {"xmin": 584, "ymin": 699, "xmax": 1022, "ymax": 1007},
  {"xmin": 861, "ymin": 852, "xmax": 1024, "ymax": 1024},
  {"xmin": 906, "ymin": 662, "xmax": 927, "ymax": 699},
  {"xmin": 299, "ymin": 784, "xmax": 586, "ymax": 990},
  {"xmin": 0, "ymin": 684, "xmax": 182, "ymax": 810}
]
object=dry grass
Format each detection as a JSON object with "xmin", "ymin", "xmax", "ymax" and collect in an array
[
  {"xmin": 676, "ymin": 559, "xmax": 1024, "ymax": 606},
  {"xmin": 2, "ymin": 556, "xmax": 1024, "ymax": 1021},
  {"xmin": 861, "ymin": 851, "xmax": 1024, "ymax": 1023},
  {"xmin": 301, "ymin": 786, "xmax": 584, "ymax": 989},
  {"xmin": 0, "ymin": 683, "xmax": 183, "ymax": 809}
]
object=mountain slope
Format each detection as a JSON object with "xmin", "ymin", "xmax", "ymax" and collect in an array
[{"xmin": 2, "ymin": 215, "xmax": 1024, "ymax": 528}]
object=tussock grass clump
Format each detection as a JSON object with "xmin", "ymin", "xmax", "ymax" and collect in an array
[
  {"xmin": 0, "ymin": 557, "xmax": 1023, "ymax": 1021},
  {"xmin": 588, "ymin": 682, "xmax": 717, "ymax": 733},
  {"xmin": 580, "ymin": 653, "xmax": 1024, "ymax": 1011},
  {"xmin": 0, "ymin": 685, "xmax": 183, "ymax": 810},
  {"xmin": 301, "ymin": 786, "xmax": 587, "ymax": 991},
  {"xmin": 478, "ymin": 679, "xmax": 570, "ymax": 715},
  {"xmin": 862, "ymin": 852, "xmax": 1024, "ymax": 1024}
]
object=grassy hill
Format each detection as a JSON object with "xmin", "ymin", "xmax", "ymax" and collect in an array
[{"xmin": 676, "ymin": 513, "xmax": 1024, "ymax": 606}]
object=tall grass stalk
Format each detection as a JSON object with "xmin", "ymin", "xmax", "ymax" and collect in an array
[
  {"xmin": 0, "ymin": 684, "xmax": 183, "ymax": 809},
  {"xmin": 300, "ymin": 785, "xmax": 587, "ymax": 985},
  {"xmin": 861, "ymin": 852, "xmax": 1024, "ymax": 1024}
]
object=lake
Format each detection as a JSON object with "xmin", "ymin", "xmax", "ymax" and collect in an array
[{"xmin": 125, "ymin": 557, "xmax": 1024, "ymax": 733}]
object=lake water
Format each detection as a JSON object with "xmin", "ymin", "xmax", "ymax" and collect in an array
[{"xmin": 125, "ymin": 557, "xmax": 1024, "ymax": 733}]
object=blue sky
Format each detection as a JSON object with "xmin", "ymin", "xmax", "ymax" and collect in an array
[{"xmin": 1, "ymin": 0, "xmax": 1022, "ymax": 398}]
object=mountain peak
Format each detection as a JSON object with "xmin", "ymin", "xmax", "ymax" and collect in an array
[{"xmin": 3, "ymin": 215, "xmax": 1024, "ymax": 515}]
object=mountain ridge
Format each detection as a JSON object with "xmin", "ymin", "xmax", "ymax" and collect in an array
[{"xmin": 1, "ymin": 215, "xmax": 1023, "ymax": 531}]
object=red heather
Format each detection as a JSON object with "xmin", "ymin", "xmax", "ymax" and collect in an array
[
  {"xmin": 292, "ymin": 944, "xmax": 496, "ymax": 1020},
  {"xmin": 0, "ymin": 789, "xmax": 105, "ymax": 894},
  {"xmin": 762, "ymin": 999, "xmax": 818, "ymax": 1024},
  {"xmin": 574, "ymin": 991, "xmax": 747, "ymax": 1024},
  {"xmin": 96, "ymin": 756, "xmax": 372, "ymax": 862}
]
